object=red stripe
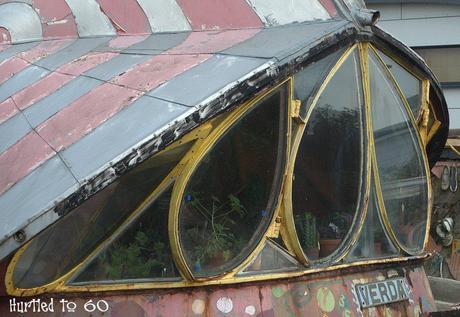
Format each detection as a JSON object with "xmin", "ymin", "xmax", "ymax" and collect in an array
[
  {"xmin": 38, "ymin": 54, "xmax": 209, "ymax": 151},
  {"xmin": 167, "ymin": 29, "xmax": 261, "ymax": 54},
  {"xmin": 318, "ymin": 0, "xmax": 338, "ymax": 17},
  {"xmin": 0, "ymin": 131, "xmax": 55, "ymax": 195},
  {"xmin": 32, "ymin": 0, "xmax": 78, "ymax": 40},
  {"xmin": 0, "ymin": 98, "xmax": 18, "ymax": 125},
  {"xmin": 176, "ymin": 0, "xmax": 263, "ymax": 31},
  {"xmin": 0, "ymin": 27, "xmax": 10, "ymax": 44},
  {"xmin": 13, "ymin": 72, "xmax": 75, "ymax": 111},
  {"xmin": 110, "ymin": 54, "xmax": 209, "ymax": 92},
  {"xmin": 9, "ymin": 51, "xmax": 122, "ymax": 111},
  {"xmin": 108, "ymin": 35, "xmax": 148, "ymax": 49},
  {"xmin": 97, "ymin": 0, "xmax": 151, "ymax": 34},
  {"xmin": 56, "ymin": 51, "xmax": 118, "ymax": 76},
  {"xmin": 0, "ymin": 58, "xmax": 29, "ymax": 85},
  {"xmin": 18, "ymin": 39, "xmax": 74, "ymax": 63},
  {"xmin": 0, "ymin": 39, "xmax": 73, "ymax": 85}
]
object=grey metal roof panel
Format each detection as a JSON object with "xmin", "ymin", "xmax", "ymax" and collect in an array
[
  {"xmin": 0, "ymin": 66, "xmax": 49, "ymax": 103},
  {"xmin": 0, "ymin": 113, "xmax": 31, "ymax": 153},
  {"xmin": 0, "ymin": 155, "xmax": 77, "ymax": 246},
  {"xmin": 0, "ymin": 42, "xmax": 38, "ymax": 63},
  {"xmin": 149, "ymin": 55, "xmax": 270, "ymax": 107},
  {"xmin": 221, "ymin": 19, "xmax": 350, "ymax": 60},
  {"xmin": 61, "ymin": 96, "xmax": 190, "ymax": 181},
  {"xmin": 123, "ymin": 32, "xmax": 190, "ymax": 55},
  {"xmin": 23, "ymin": 76, "xmax": 103, "ymax": 128},
  {"xmin": 83, "ymin": 54, "xmax": 153, "ymax": 81},
  {"xmin": 34, "ymin": 37, "xmax": 112, "ymax": 70}
]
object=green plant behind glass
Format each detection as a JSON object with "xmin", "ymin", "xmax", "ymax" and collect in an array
[{"xmin": 185, "ymin": 192, "xmax": 247, "ymax": 268}]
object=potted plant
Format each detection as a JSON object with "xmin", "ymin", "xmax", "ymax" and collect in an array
[
  {"xmin": 295, "ymin": 212, "xmax": 320, "ymax": 259},
  {"xmin": 318, "ymin": 212, "xmax": 351, "ymax": 258},
  {"xmin": 185, "ymin": 192, "xmax": 247, "ymax": 272}
]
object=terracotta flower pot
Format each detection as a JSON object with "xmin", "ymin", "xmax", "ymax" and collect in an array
[{"xmin": 319, "ymin": 239, "xmax": 341, "ymax": 258}]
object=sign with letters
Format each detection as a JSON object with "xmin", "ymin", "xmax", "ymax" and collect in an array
[{"xmin": 354, "ymin": 278, "xmax": 410, "ymax": 309}]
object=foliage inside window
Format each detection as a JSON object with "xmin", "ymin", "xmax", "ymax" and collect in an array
[
  {"xmin": 71, "ymin": 186, "xmax": 180, "ymax": 284},
  {"xmin": 292, "ymin": 50, "xmax": 364, "ymax": 260},
  {"xmin": 369, "ymin": 50, "xmax": 428, "ymax": 253},
  {"xmin": 12, "ymin": 143, "xmax": 193, "ymax": 288},
  {"xmin": 179, "ymin": 86, "xmax": 287, "ymax": 278}
]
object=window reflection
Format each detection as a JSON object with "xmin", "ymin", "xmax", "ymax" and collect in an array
[
  {"xmin": 292, "ymin": 50, "xmax": 364, "ymax": 260},
  {"xmin": 369, "ymin": 50, "xmax": 428, "ymax": 253},
  {"xmin": 348, "ymin": 184, "xmax": 398, "ymax": 260},
  {"xmin": 377, "ymin": 50, "xmax": 422, "ymax": 118}
]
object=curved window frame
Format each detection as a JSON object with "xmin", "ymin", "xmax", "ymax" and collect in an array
[
  {"xmin": 168, "ymin": 79, "xmax": 292, "ymax": 281},
  {"xmin": 5, "ymin": 43, "xmax": 434, "ymax": 296},
  {"xmin": 367, "ymin": 44, "xmax": 433, "ymax": 255},
  {"xmin": 283, "ymin": 44, "xmax": 370, "ymax": 266}
]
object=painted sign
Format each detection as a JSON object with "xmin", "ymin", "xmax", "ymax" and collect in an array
[{"xmin": 354, "ymin": 278, "xmax": 410, "ymax": 309}]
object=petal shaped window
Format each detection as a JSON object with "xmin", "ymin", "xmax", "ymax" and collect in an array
[
  {"xmin": 292, "ymin": 50, "xmax": 365, "ymax": 260},
  {"xmin": 177, "ymin": 84, "xmax": 288, "ymax": 278},
  {"xmin": 369, "ymin": 50, "xmax": 429, "ymax": 253}
]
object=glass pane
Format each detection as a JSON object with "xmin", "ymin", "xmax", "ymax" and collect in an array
[
  {"xmin": 347, "ymin": 184, "xmax": 398, "ymax": 261},
  {"xmin": 179, "ymin": 86, "xmax": 287, "ymax": 278},
  {"xmin": 294, "ymin": 49, "xmax": 343, "ymax": 118},
  {"xmin": 377, "ymin": 49, "xmax": 422, "ymax": 118},
  {"xmin": 70, "ymin": 185, "xmax": 180, "ymax": 284},
  {"xmin": 237, "ymin": 240, "xmax": 302, "ymax": 276},
  {"xmin": 292, "ymin": 50, "xmax": 364, "ymax": 260},
  {"xmin": 369, "ymin": 50, "xmax": 429, "ymax": 253},
  {"xmin": 13, "ymin": 143, "xmax": 193, "ymax": 289}
]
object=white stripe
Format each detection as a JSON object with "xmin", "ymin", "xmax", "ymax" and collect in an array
[
  {"xmin": 64, "ymin": 0, "xmax": 116, "ymax": 37},
  {"xmin": 246, "ymin": 0, "xmax": 330, "ymax": 26},
  {"xmin": 137, "ymin": 0, "xmax": 191, "ymax": 32},
  {"xmin": 0, "ymin": 3, "xmax": 42, "ymax": 43}
]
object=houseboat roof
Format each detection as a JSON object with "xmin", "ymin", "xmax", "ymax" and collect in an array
[{"xmin": 0, "ymin": 0, "xmax": 448, "ymax": 260}]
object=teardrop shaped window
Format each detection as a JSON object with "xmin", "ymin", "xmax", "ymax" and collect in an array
[
  {"xmin": 292, "ymin": 50, "xmax": 365, "ymax": 260},
  {"xmin": 178, "ymin": 84, "xmax": 288, "ymax": 278},
  {"xmin": 369, "ymin": 50, "xmax": 429, "ymax": 253}
]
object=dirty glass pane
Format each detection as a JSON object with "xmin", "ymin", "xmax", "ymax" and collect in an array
[
  {"xmin": 348, "ymin": 184, "xmax": 398, "ymax": 261},
  {"xmin": 13, "ymin": 143, "xmax": 193, "ymax": 288},
  {"xmin": 377, "ymin": 49, "xmax": 422, "ymax": 118},
  {"xmin": 70, "ymin": 185, "xmax": 180, "ymax": 284},
  {"xmin": 237, "ymin": 240, "xmax": 302, "ymax": 276},
  {"xmin": 294, "ymin": 49, "xmax": 343, "ymax": 118},
  {"xmin": 369, "ymin": 50, "xmax": 428, "ymax": 253},
  {"xmin": 292, "ymin": 50, "xmax": 364, "ymax": 260},
  {"xmin": 179, "ymin": 85, "xmax": 287, "ymax": 278}
]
